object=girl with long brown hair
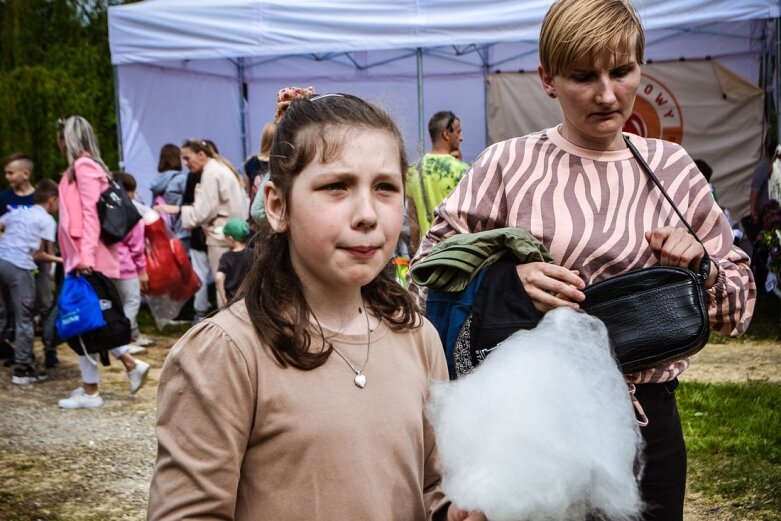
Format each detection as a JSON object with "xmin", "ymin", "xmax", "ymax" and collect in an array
[{"xmin": 148, "ymin": 93, "xmax": 483, "ymax": 521}]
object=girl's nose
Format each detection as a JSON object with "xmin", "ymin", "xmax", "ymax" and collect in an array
[{"xmin": 352, "ymin": 192, "xmax": 378, "ymax": 229}]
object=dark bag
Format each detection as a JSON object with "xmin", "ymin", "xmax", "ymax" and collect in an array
[
  {"xmin": 67, "ymin": 272, "xmax": 131, "ymax": 365},
  {"xmin": 72, "ymin": 163, "xmax": 142, "ymax": 245},
  {"xmin": 580, "ymin": 136, "xmax": 710, "ymax": 373},
  {"xmin": 98, "ymin": 178, "xmax": 142, "ymax": 245}
]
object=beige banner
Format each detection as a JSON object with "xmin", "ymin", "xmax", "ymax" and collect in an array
[{"xmin": 487, "ymin": 60, "xmax": 764, "ymax": 218}]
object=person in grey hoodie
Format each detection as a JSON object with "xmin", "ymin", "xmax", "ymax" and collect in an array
[{"xmin": 150, "ymin": 143, "xmax": 188, "ymax": 242}]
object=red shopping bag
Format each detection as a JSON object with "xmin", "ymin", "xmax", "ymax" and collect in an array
[{"xmin": 144, "ymin": 217, "xmax": 179, "ymax": 295}]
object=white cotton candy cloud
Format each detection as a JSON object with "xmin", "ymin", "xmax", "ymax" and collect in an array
[{"xmin": 428, "ymin": 307, "xmax": 644, "ymax": 521}]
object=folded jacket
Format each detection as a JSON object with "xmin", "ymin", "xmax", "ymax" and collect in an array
[{"xmin": 410, "ymin": 227, "xmax": 554, "ymax": 292}]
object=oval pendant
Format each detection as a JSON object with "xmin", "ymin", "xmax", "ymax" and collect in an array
[{"xmin": 354, "ymin": 373, "xmax": 367, "ymax": 388}]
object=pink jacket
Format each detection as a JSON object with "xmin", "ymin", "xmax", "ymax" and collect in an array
[
  {"xmin": 117, "ymin": 219, "xmax": 146, "ymax": 279},
  {"xmin": 58, "ymin": 155, "xmax": 120, "ymax": 279}
]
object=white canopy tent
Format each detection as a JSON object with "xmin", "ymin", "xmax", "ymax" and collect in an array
[{"xmin": 108, "ymin": 0, "xmax": 780, "ymax": 215}]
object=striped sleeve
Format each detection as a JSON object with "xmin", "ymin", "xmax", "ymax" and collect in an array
[
  {"xmin": 412, "ymin": 140, "xmax": 513, "ymax": 267},
  {"xmin": 679, "ymin": 153, "xmax": 756, "ymax": 337}
]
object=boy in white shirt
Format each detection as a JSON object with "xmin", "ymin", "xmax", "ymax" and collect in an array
[{"xmin": 0, "ymin": 179, "xmax": 61, "ymax": 384}]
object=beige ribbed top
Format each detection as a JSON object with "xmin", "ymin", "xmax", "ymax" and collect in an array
[{"xmin": 148, "ymin": 301, "xmax": 449, "ymax": 521}]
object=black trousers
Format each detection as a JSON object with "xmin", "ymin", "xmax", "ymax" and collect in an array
[{"xmin": 635, "ymin": 379, "xmax": 687, "ymax": 521}]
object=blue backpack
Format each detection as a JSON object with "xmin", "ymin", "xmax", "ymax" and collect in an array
[{"xmin": 55, "ymin": 274, "xmax": 106, "ymax": 339}]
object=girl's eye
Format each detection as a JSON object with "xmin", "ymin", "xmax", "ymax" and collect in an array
[
  {"xmin": 376, "ymin": 182, "xmax": 400, "ymax": 193},
  {"xmin": 321, "ymin": 182, "xmax": 347, "ymax": 191}
]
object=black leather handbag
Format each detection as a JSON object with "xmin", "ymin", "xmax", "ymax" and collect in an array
[{"xmin": 580, "ymin": 136, "xmax": 711, "ymax": 373}]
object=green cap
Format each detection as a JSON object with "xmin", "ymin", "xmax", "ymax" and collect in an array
[{"xmin": 218, "ymin": 218, "xmax": 250, "ymax": 242}]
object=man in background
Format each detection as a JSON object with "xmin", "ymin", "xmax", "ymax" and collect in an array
[{"xmin": 406, "ymin": 111, "xmax": 469, "ymax": 252}]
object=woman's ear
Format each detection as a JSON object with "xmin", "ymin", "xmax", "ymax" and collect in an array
[
  {"xmin": 538, "ymin": 65, "xmax": 557, "ymax": 99},
  {"xmin": 264, "ymin": 181, "xmax": 288, "ymax": 233}
]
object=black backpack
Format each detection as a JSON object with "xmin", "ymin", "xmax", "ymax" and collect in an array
[
  {"xmin": 66, "ymin": 272, "xmax": 131, "ymax": 366},
  {"xmin": 71, "ymin": 163, "xmax": 142, "ymax": 245},
  {"xmin": 98, "ymin": 178, "xmax": 142, "ymax": 245}
]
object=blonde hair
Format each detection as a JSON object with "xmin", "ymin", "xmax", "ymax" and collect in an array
[
  {"xmin": 539, "ymin": 0, "xmax": 645, "ymax": 77},
  {"xmin": 258, "ymin": 122, "xmax": 276, "ymax": 160},
  {"xmin": 57, "ymin": 115, "xmax": 112, "ymax": 180}
]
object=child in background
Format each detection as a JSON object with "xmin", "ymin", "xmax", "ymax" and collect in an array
[
  {"xmin": 0, "ymin": 154, "xmax": 57, "ymax": 367},
  {"xmin": 113, "ymin": 172, "xmax": 152, "ymax": 354},
  {"xmin": 215, "ymin": 218, "xmax": 252, "ymax": 304},
  {"xmin": 148, "ymin": 93, "xmax": 484, "ymax": 521},
  {"xmin": 0, "ymin": 179, "xmax": 61, "ymax": 383},
  {"xmin": 0, "ymin": 154, "xmax": 36, "ymax": 215}
]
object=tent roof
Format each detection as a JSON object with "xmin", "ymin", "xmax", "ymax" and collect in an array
[{"xmin": 108, "ymin": 0, "xmax": 781, "ymax": 66}]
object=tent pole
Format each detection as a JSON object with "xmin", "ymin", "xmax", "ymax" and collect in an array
[
  {"xmin": 238, "ymin": 58, "xmax": 249, "ymax": 163},
  {"xmin": 482, "ymin": 46, "xmax": 490, "ymax": 150},
  {"xmin": 416, "ymin": 48, "xmax": 425, "ymax": 156},
  {"xmin": 112, "ymin": 65, "xmax": 124, "ymax": 168},
  {"xmin": 776, "ymin": 17, "xmax": 780, "ymax": 141}
]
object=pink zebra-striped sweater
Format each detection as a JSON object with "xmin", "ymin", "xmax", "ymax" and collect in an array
[{"xmin": 412, "ymin": 126, "xmax": 756, "ymax": 383}]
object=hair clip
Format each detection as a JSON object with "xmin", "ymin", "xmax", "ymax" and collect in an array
[{"xmin": 310, "ymin": 93, "xmax": 344, "ymax": 102}]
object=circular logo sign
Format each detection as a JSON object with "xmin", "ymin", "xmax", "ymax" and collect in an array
[{"xmin": 623, "ymin": 72, "xmax": 683, "ymax": 143}]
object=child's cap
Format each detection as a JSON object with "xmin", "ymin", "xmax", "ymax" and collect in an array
[{"xmin": 218, "ymin": 218, "xmax": 250, "ymax": 242}]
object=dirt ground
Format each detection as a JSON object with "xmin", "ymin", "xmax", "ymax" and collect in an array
[{"xmin": 0, "ymin": 335, "xmax": 778, "ymax": 521}]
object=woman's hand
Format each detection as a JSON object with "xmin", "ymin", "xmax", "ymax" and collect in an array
[
  {"xmin": 153, "ymin": 204, "xmax": 180, "ymax": 215},
  {"xmin": 515, "ymin": 262, "xmax": 585, "ymax": 312},
  {"xmin": 139, "ymin": 271, "xmax": 149, "ymax": 293},
  {"xmin": 645, "ymin": 227, "xmax": 717, "ymax": 287},
  {"xmin": 75, "ymin": 264, "xmax": 93, "ymax": 275},
  {"xmin": 446, "ymin": 504, "xmax": 488, "ymax": 521}
]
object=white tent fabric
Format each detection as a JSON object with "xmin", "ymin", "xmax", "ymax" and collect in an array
[
  {"xmin": 111, "ymin": 0, "xmax": 779, "ymax": 65},
  {"xmin": 108, "ymin": 0, "xmax": 780, "ymax": 210}
]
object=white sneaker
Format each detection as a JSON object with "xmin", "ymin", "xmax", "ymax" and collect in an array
[
  {"xmin": 134, "ymin": 335, "xmax": 154, "ymax": 347},
  {"xmin": 127, "ymin": 345, "xmax": 146, "ymax": 355},
  {"xmin": 128, "ymin": 360, "xmax": 150, "ymax": 394},
  {"xmin": 59, "ymin": 388, "xmax": 103, "ymax": 409}
]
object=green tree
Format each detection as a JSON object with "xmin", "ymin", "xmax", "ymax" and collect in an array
[{"xmin": 0, "ymin": 0, "xmax": 128, "ymax": 183}]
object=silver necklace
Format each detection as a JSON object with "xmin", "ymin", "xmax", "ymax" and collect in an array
[{"xmin": 312, "ymin": 300, "xmax": 372, "ymax": 389}]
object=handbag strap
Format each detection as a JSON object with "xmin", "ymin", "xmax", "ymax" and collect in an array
[{"xmin": 623, "ymin": 135, "xmax": 711, "ymax": 278}]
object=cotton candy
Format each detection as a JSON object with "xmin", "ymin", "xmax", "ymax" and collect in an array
[{"xmin": 427, "ymin": 307, "xmax": 644, "ymax": 521}]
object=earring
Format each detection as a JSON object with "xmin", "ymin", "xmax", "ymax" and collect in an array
[{"xmin": 548, "ymin": 92, "xmax": 557, "ymax": 99}]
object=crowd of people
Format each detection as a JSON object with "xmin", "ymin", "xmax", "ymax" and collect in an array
[{"xmin": 0, "ymin": 0, "xmax": 764, "ymax": 519}]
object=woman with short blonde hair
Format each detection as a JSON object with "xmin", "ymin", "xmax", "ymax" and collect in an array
[{"xmin": 412, "ymin": 0, "xmax": 755, "ymax": 519}]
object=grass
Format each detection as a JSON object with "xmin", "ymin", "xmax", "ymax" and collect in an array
[
  {"xmin": 710, "ymin": 292, "xmax": 781, "ymax": 344},
  {"xmin": 679, "ymin": 381, "xmax": 781, "ymax": 520},
  {"xmin": 681, "ymin": 290, "xmax": 781, "ymax": 519},
  {"xmin": 742, "ymin": 292, "xmax": 781, "ymax": 342}
]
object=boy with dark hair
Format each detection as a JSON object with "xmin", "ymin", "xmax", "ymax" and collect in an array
[
  {"xmin": 0, "ymin": 179, "xmax": 62, "ymax": 383},
  {"xmin": 215, "ymin": 218, "xmax": 252, "ymax": 304},
  {"xmin": 1, "ymin": 154, "xmax": 35, "ymax": 215}
]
